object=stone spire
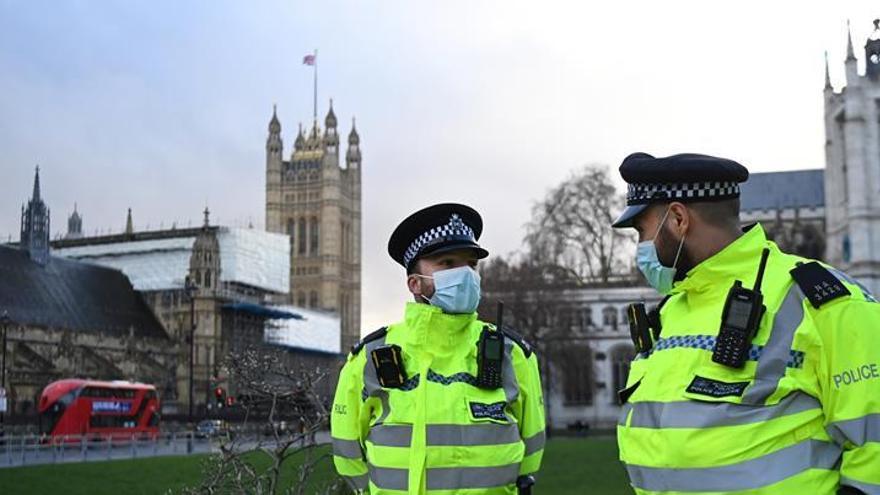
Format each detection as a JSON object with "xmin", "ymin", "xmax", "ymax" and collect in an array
[
  {"xmin": 295, "ymin": 123, "xmax": 305, "ymax": 151},
  {"xmin": 203, "ymin": 206, "xmax": 210, "ymax": 228},
  {"xmin": 266, "ymin": 104, "xmax": 282, "ymax": 154},
  {"xmin": 325, "ymin": 99, "xmax": 338, "ymax": 129},
  {"xmin": 66, "ymin": 203, "xmax": 83, "ymax": 239},
  {"xmin": 32, "ymin": 165, "xmax": 41, "ymax": 201},
  {"xmin": 125, "ymin": 208, "xmax": 133, "ymax": 234},
  {"xmin": 346, "ymin": 117, "xmax": 361, "ymax": 169},
  {"xmin": 269, "ymin": 104, "xmax": 281, "ymax": 133},
  {"xmin": 21, "ymin": 165, "xmax": 50, "ymax": 265},
  {"xmin": 323, "ymin": 99, "xmax": 339, "ymax": 151},
  {"xmin": 845, "ymin": 20, "xmax": 859, "ymax": 86},
  {"xmin": 824, "ymin": 51, "xmax": 832, "ymax": 90},
  {"xmin": 846, "ymin": 20, "xmax": 856, "ymax": 61}
]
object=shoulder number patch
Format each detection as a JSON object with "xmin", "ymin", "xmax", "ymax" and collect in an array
[{"xmin": 790, "ymin": 262, "xmax": 850, "ymax": 309}]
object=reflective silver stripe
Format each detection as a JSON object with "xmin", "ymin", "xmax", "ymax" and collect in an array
[
  {"xmin": 369, "ymin": 463, "xmax": 520, "ymax": 491},
  {"xmin": 618, "ymin": 403, "xmax": 633, "ymax": 426},
  {"xmin": 629, "ymin": 391, "xmax": 821, "ymax": 429},
  {"xmin": 430, "ymin": 423, "xmax": 520, "ymax": 446},
  {"xmin": 368, "ymin": 423, "xmax": 521, "ymax": 447},
  {"xmin": 427, "ymin": 464, "xmax": 520, "ymax": 490},
  {"xmin": 523, "ymin": 430, "xmax": 546, "ymax": 455},
  {"xmin": 827, "ymin": 413, "xmax": 880, "ymax": 447},
  {"xmin": 841, "ymin": 477, "xmax": 880, "ymax": 495},
  {"xmin": 343, "ymin": 473, "xmax": 369, "ymax": 490},
  {"xmin": 502, "ymin": 337, "xmax": 520, "ymax": 403},
  {"xmin": 742, "ymin": 285, "xmax": 805, "ymax": 405},
  {"xmin": 368, "ymin": 424, "xmax": 411, "ymax": 447},
  {"xmin": 625, "ymin": 439, "xmax": 841, "ymax": 492},
  {"xmin": 332, "ymin": 437, "xmax": 363, "ymax": 459},
  {"xmin": 362, "ymin": 336, "xmax": 392, "ymax": 424},
  {"xmin": 369, "ymin": 465, "xmax": 408, "ymax": 490}
]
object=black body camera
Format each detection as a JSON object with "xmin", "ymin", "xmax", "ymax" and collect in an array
[
  {"xmin": 627, "ymin": 303, "xmax": 653, "ymax": 353},
  {"xmin": 371, "ymin": 345, "xmax": 407, "ymax": 388}
]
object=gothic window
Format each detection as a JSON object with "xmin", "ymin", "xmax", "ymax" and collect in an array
[
  {"xmin": 620, "ymin": 307, "xmax": 630, "ymax": 331},
  {"xmin": 205, "ymin": 271, "xmax": 212, "ymax": 289},
  {"xmin": 287, "ymin": 218, "xmax": 295, "ymax": 236},
  {"xmin": 341, "ymin": 221, "xmax": 347, "ymax": 262},
  {"xmin": 298, "ymin": 218, "xmax": 307, "ymax": 255},
  {"xmin": 561, "ymin": 345, "xmax": 594, "ymax": 405},
  {"xmin": 310, "ymin": 217, "xmax": 319, "ymax": 254},
  {"xmin": 602, "ymin": 306, "xmax": 618, "ymax": 330},
  {"xmin": 610, "ymin": 344, "xmax": 636, "ymax": 404},
  {"xmin": 297, "ymin": 292, "xmax": 306, "ymax": 307},
  {"xmin": 583, "ymin": 306, "xmax": 593, "ymax": 330},
  {"xmin": 309, "ymin": 291, "xmax": 318, "ymax": 308}
]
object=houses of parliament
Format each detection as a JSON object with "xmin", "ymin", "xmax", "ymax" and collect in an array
[{"xmin": 265, "ymin": 101, "xmax": 362, "ymax": 352}]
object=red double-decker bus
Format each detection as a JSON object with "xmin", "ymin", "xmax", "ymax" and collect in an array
[{"xmin": 38, "ymin": 379, "xmax": 160, "ymax": 439}]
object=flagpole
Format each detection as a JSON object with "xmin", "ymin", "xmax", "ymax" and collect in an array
[{"xmin": 313, "ymin": 49, "xmax": 318, "ymax": 121}]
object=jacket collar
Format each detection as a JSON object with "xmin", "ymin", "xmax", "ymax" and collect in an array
[
  {"xmin": 672, "ymin": 223, "xmax": 768, "ymax": 295},
  {"xmin": 402, "ymin": 302, "xmax": 476, "ymax": 351}
]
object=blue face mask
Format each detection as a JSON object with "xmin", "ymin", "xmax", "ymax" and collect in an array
[
  {"xmin": 636, "ymin": 207, "xmax": 686, "ymax": 294},
  {"xmin": 416, "ymin": 265, "xmax": 482, "ymax": 314}
]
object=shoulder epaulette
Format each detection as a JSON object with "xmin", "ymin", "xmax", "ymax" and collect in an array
[
  {"xmin": 350, "ymin": 327, "xmax": 388, "ymax": 356},
  {"xmin": 790, "ymin": 261, "xmax": 851, "ymax": 309},
  {"xmin": 498, "ymin": 324, "xmax": 534, "ymax": 358}
]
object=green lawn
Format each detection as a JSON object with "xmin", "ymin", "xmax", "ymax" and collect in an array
[{"xmin": 0, "ymin": 437, "xmax": 632, "ymax": 494}]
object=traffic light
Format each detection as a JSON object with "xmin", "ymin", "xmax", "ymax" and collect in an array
[{"xmin": 214, "ymin": 387, "xmax": 225, "ymax": 408}]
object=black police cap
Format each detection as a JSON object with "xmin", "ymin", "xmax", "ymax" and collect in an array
[
  {"xmin": 612, "ymin": 152, "xmax": 750, "ymax": 228},
  {"xmin": 388, "ymin": 203, "xmax": 489, "ymax": 270}
]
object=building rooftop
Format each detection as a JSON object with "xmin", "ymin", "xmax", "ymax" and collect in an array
[
  {"xmin": 0, "ymin": 245, "xmax": 167, "ymax": 339},
  {"xmin": 740, "ymin": 169, "xmax": 825, "ymax": 212},
  {"xmin": 52, "ymin": 227, "xmax": 290, "ymax": 293}
]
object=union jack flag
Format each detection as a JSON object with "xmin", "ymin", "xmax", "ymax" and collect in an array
[{"xmin": 302, "ymin": 54, "xmax": 316, "ymax": 66}]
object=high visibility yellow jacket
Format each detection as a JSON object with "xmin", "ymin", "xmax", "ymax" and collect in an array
[
  {"xmin": 331, "ymin": 302, "xmax": 545, "ymax": 494},
  {"xmin": 618, "ymin": 224, "xmax": 880, "ymax": 494}
]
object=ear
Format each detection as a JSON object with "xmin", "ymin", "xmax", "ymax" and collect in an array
[
  {"xmin": 668, "ymin": 202, "xmax": 690, "ymax": 236},
  {"xmin": 407, "ymin": 273, "xmax": 422, "ymax": 296}
]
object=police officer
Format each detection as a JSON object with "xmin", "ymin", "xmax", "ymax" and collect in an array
[
  {"xmin": 613, "ymin": 152, "xmax": 880, "ymax": 494},
  {"xmin": 331, "ymin": 203, "xmax": 546, "ymax": 495}
]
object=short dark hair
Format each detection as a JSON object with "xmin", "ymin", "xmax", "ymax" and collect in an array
[{"xmin": 689, "ymin": 198, "xmax": 740, "ymax": 228}]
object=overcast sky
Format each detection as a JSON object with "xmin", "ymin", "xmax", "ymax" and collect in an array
[{"xmin": 1, "ymin": 1, "xmax": 878, "ymax": 331}]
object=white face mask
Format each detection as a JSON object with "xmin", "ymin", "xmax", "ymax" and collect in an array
[
  {"xmin": 635, "ymin": 206, "xmax": 686, "ymax": 294},
  {"xmin": 413, "ymin": 265, "xmax": 482, "ymax": 314}
]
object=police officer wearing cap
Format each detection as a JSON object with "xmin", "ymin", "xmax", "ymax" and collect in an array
[
  {"xmin": 613, "ymin": 153, "xmax": 880, "ymax": 494},
  {"xmin": 331, "ymin": 203, "xmax": 546, "ymax": 495}
]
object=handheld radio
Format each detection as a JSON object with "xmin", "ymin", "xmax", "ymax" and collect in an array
[
  {"xmin": 711, "ymin": 248, "xmax": 770, "ymax": 368},
  {"xmin": 477, "ymin": 301, "xmax": 505, "ymax": 389}
]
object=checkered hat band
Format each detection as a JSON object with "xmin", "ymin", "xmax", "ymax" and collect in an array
[
  {"xmin": 626, "ymin": 181, "xmax": 740, "ymax": 205},
  {"xmin": 403, "ymin": 221, "xmax": 476, "ymax": 268}
]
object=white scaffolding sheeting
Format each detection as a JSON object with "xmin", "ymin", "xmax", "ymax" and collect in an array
[
  {"xmin": 218, "ymin": 228, "xmax": 289, "ymax": 295},
  {"xmin": 54, "ymin": 237, "xmax": 193, "ymax": 290},
  {"xmin": 54, "ymin": 228, "xmax": 290, "ymax": 294},
  {"xmin": 265, "ymin": 306, "xmax": 341, "ymax": 355}
]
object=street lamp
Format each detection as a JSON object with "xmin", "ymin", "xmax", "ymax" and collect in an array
[{"xmin": 184, "ymin": 275, "xmax": 198, "ymax": 424}]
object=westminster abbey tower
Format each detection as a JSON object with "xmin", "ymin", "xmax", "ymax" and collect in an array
[{"xmin": 265, "ymin": 102, "xmax": 362, "ymax": 351}]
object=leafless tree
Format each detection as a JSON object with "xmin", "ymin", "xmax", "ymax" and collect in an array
[
  {"xmin": 178, "ymin": 346, "xmax": 346, "ymax": 495},
  {"xmin": 525, "ymin": 164, "xmax": 633, "ymax": 284}
]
